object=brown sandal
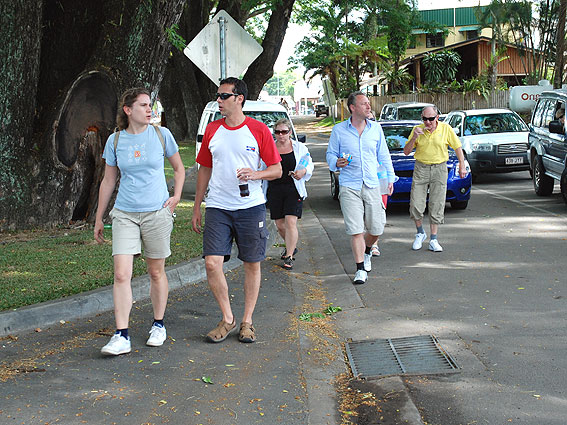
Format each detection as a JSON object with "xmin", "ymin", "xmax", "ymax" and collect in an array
[
  {"xmin": 238, "ymin": 322, "xmax": 256, "ymax": 343},
  {"xmin": 206, "ymin": 319, "xmax": 236, "ymax": 343}
]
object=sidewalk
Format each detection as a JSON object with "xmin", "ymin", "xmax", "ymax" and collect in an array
[{"xmin": 0, "ymin": 166, "xmax": 423, "ymax": 424}]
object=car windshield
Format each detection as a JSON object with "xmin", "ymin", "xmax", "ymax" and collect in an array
[
  {"xmin": 213, "ymin": 111, "xmax": 292, "ymax": 136},
  {"xmin": 382, "ymin": 125, "xmax": 413, "ymax": 151},
  {"xmin": 398, "ymin": 107, "xmax": 426, "ymax": 121},
  {"xmin": 463, "ymin": 113, "xmax": 528, "ymax": 135}
]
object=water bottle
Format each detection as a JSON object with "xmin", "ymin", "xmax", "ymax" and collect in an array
[
  {"xmin": 295, "ymin": 153, "xmax": 310, "ymax": 171},
  {"xmin": 377, "ymin": 163, "xmax": 389, "ymax": 195}
]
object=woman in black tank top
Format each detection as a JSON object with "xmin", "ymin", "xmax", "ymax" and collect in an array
[{"xmin": 266, "ymin": 118, "xmax": 306, "ymax": 270}]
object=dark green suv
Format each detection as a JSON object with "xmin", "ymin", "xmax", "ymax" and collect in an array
[{"xmin": 528, "ymin": 89, "xmax": 567, "ymax": 204}]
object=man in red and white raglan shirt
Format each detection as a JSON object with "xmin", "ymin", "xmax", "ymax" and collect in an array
[{"xmin": 192, "ymin": 77, "xmax": 282, "ymax": 344}]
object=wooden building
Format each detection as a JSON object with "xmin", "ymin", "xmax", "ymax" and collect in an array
[{"xmin": 404, "ymin": 36, "xmax": 542, "ymax": 89}]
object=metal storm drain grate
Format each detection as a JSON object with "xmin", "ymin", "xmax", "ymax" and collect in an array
[{"xmin": 345, "ymin": 335, "xmax": 459, "ymax": 379}]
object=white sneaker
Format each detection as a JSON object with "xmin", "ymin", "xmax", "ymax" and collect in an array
[
  {"xmin": 101, "ymin": 334, "xmax": 131, "ymax": 356},
  {"xmin": 371, "ymin": 244, "xmax": 380, "ymax": 257},
  {"xmin": 412, "ymin": 232, "xmax": 427, "ymax": 250},
  {"xmin": 428, "ymin": 239, "xmax": 443, "ymax": 252},
  {"xmin": 146, "ymin": 324, "xmax": 167, "ymax": 347},
  {"xmin": 363, "ymin": 253, "xmax": 372, "ymax": 272},
  {"xmin": 353, "ymin": 269, "xmax": 368, "ymax": 285}
]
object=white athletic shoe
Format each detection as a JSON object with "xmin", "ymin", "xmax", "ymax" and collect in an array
[
  {"xmin": 363, "ymin": 253, "xmax": 372, "ymax": 272},
  {"xmin": 101, "ymin": 334, "xmax": 131, "ymax": 356},
  {"xmin": 412, "ymin": 232, "xmax": 427, "ymax": 250},
  {"xmin": 353, "ymin": 269, "xmax": 368, "ymax": 285},
  {"xmin": 146, "ymin": 325, "xmax": 167, "ymax": 347},
  {"xmin": 428, "ymin": 239, "xmax": 443, "ymax": 252}
]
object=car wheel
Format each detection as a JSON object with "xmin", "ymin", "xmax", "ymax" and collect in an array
[
  {"xmin": 450, "ymin": 200, "xmax": 468, "ymax": 210},
  {"xmin": 533, "ymin": 155, "xmax": 554, "ymax": 196},
  {"xmin": 561, "ymin": 169, "xmax": 567, "ymax": 205},
  {"xmin": 330, "ymin": 171, "xmax": 339, "ymax": 200}
]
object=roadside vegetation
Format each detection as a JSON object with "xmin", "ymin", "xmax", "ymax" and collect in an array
[{"xmin": 0, "ymin": 141, "xmax": 199, "ymax": 312}]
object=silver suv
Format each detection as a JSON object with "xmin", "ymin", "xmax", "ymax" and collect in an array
[{"xmin": 528, "ymin": 89, "xmax": 567, "ymax": 204}]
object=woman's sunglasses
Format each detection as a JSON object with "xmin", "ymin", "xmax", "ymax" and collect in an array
[
  {"xmin": 274, "ymin": 129, "xmax": 290, "ymax": 135},
  {"xmin": 215, "ymin": 93, "xmax": 238, "ymax": 100},
  {"xmin": 422, "ymin": 116, "xmax": 437, "ymax": 122}
]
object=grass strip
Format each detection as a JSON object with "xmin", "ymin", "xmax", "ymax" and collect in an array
[
  {"xmin": 0, "ymin": 201, "xmax": 203, "ymax": 312},
  {"xmin": 165, "ymin": 141, "xmax": 195, "ymax": 181}
]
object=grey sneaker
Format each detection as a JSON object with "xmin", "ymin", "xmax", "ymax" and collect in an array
[
  {"xmin": 412, "ymin": 232, "xmax": 427, "ymax": 250},
  {"xmin": 101, "ymin": 334, "xmax": 131, "ymax": 356},
  {"xmin": 353, "ymin": 269, "xmax": 368, "ymax": 285},
  {"xmin": 363, "ymin": 253, "xmax": 372, "ymax": 272},
  {"xmin": 428, "ymin": 239, "xmax": 443, "ymax": 252},
  {"xmin": 146, "ymin": 324, "xmax": 167, "ymax": 347}
]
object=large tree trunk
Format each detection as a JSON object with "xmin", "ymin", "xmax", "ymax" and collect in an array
[
  {"xmin": 161, "ymin": 1, "xmax": 295, "ymax": 142},
  {"xmin": 160, "ymin": 0, "xmax": 217, "ymax": 143},
  {"xmin": 0, "ymin": 0, "xmax": 43, "ymax": 230},
  {"xmin": 244, "ymin": 0, "xmax": 296, "ymax": 99},
  {"xmin": 0, "ymin": 0, "xmax": 184, "ymax": 231}
]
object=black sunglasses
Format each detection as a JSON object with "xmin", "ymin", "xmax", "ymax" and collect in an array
[
  {"xmin": 215, "ymin": 92, "xmax": 239, "ymax": 100},
  {"xmin": 274, "ymin": 129, "xmax": 290, "ymax": 135},
  {"xmin": 422, "ymin": 116, "xmax": 437, "ymax": 122}
]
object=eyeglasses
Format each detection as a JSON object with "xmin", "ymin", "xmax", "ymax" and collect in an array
[
  {"xmin": 422, "ymin": 116, "xmax": 437, "ymax": 122},
  {"xmin": 215, "ymin": 93, "xmax": 238, "ymax": 100},
  {"xmin": 274, "ymin": 129, "xmax": 290, "ymax": 135}
]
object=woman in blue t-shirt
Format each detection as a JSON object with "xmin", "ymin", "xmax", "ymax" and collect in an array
[{"xmin": 94, "ymin": 87, "xmax": 185, "ymax": 356}]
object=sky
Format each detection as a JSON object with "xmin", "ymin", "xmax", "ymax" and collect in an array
[{"xmin": 273, "ymin": 0, "xmax": 492, "ymax": 72}]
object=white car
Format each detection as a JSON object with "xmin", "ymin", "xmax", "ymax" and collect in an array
[
  {"xmin": 196, "ymin": 100, "xmax": 305, "ymax": 157},
  {"xmin": 445, "ymin": 108, "xmax": 530, "ymax": 179}
]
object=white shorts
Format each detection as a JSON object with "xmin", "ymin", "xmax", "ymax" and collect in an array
[{"xmin": 339, "ymin": 185, "xmax": 386, "ymax": 236}]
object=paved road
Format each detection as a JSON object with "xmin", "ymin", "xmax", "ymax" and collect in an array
[
  {"xmin": 3, "ymin": 114, "xmax": 565, "ymax": 425},
  {"xmin": 299, "ymin": 115, "xmax": 567, "ymax": 425}
]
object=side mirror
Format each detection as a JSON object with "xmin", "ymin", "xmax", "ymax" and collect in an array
[
  {"xmin": 549, "ymin": 120, "xmax": 564, "ymax": 135},
  {"xmin": 297, "ymin": 134, "xmax": 307, "ymax": 143},
  {"xmin": 453, "ymin": 127, "xmax": 460, "ymax": 136}
]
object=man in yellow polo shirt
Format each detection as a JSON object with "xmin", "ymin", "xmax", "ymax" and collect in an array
[{"xmin": 403, "ymin": 106, "xmax": 468, "ymax": 252}]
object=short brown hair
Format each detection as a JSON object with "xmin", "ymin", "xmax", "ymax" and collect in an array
[{"xmin": 116, "ymin": 87, "xmax": 151, "ymax": 130}]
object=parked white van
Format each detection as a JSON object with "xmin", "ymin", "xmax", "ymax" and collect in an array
[{"xmin": 196, "ymin": 100, "xmax": 305, "ymax": 156}]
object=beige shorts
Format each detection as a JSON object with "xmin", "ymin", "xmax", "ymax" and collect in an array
[
  {"xmin": 339, "ymin": 185, "xmax": 386, "ymax": 236},
  {"xmin": 409, "ymin": 161, "xmax": 448, "ymax": 225},
  {"xmin": 110, "ymin": 207, "xmax": 174, "ymax": 258}
]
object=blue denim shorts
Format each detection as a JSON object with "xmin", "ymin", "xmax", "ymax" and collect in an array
[{"xmin": 203, "ymin": 204, "xmax": 269, "ymax": 263}]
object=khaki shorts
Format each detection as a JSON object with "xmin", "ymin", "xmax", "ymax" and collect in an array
[
  {"xmin": 409, "ymin": 161, "xmax": 448, "ymax": 225},
  {"xmin": 339, "ymin": 185, "xmax": 386, "ymax": 236},
  {"xmin": 110, "ymin": 207, "xmax": 174, "ymax": 258}
]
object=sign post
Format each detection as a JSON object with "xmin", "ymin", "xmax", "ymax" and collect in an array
[{"xmin": 184, "ymin": 10, "xmax": 263, "ymax": 86}]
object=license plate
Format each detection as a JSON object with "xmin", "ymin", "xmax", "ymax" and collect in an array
[{"xmin": 505, "ymin": 157, "xmax": 524, "ymax": 165}]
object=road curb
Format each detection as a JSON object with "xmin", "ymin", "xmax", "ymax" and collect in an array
[{"xmin": 0, "ymin": 219, "xmax": 278, "ymax": 338}]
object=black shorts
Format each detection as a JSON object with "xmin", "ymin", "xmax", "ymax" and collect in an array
[
  {"xmin": 203, "ymin": 204, "xmax": 269, "ymax": 263},
  {"xmin": 267, "ymin": 184, "xmax": 303, "ymax": 220}
]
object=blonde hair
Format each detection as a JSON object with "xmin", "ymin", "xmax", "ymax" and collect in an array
[
  {"xmin": 274, "ymin": 118, "xmax": 292, "ymax": 132},
  {"xmin": 116, "ymin": 87, "xmax": 150, "ymax": 130}
]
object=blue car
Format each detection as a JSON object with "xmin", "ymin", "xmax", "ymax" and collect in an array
[{"xmin": 330, "ymin": 121, "xmax": 472, "ymax": 209}]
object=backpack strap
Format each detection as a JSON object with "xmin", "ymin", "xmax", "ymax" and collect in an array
[
  {"xmin": 152, "ymin": 124, "xmax": 166, "ymax": 154},
  {"xmin": 113, "ymin": 129, "xmax": 120, "ymax": 154},
  {"xmin": 113, "ymin": 125, "xmax": 165, "ymax": 156}
]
